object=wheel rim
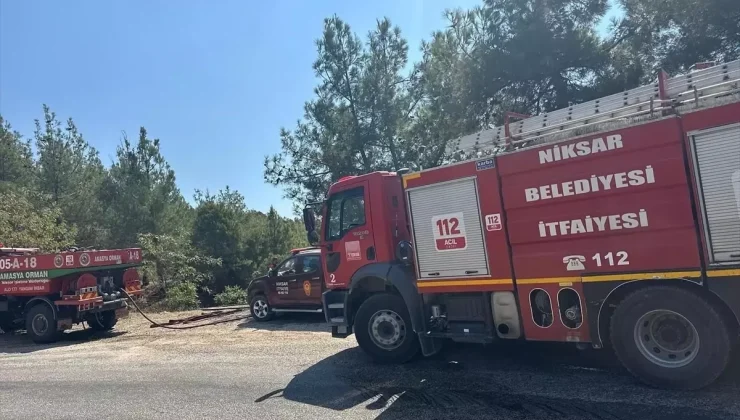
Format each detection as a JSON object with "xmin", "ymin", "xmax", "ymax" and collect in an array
[
  {"xmin": 253, "ymin": 299, "xmax": 269, "ymax": 319},
  {"xmin": 633, "ymin": 309, "xmax": 700, "ymax": 368},
  {"xmin": 368, "ymin": 309, "xmax": 406, "ymax": 350},
  {"xmin": 32, "ymin": 314, "xmax": 49, "ymax": 336}
]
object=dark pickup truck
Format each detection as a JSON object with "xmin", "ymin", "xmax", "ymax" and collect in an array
[{"xmin": 246, "ymin": 247, "xmax": 324, "ymax": 321}]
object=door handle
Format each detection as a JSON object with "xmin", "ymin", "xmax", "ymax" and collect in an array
[{"xmin": 288, "ymin": 279, "xmax": 297, "ymax": 283}]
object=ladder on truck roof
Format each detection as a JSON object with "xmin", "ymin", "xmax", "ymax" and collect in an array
[{"xmin": 451, "ymin": 59, "xmax": 740, "ymax": 155}]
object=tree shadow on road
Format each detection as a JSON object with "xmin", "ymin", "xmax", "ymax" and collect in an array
[
  {"xmin": 236, "ymin": 312, "xmax": 329, "ymax": 333},
  {"xmin": 0, "ymin": 328, "xmax": 126, "ymax": 354},
  {"xmin": 257, "ymin": 341, "xmax": 740, "ymax": 420}
]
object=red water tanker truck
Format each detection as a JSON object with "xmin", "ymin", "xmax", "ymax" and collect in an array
[{"xmin": 0, "ymin": 244, "xmax": 143, "ymax": 343}]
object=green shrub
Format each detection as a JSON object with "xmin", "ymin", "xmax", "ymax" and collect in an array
[
  {"xmin": 162, "ymin": 282, "xmax": 200, "ymax": 311},
  {"xmin": 214, "ymin": 285, "xmax": 248, "ymax": 306}
]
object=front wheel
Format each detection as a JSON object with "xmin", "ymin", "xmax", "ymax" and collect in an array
[
  {"xmin": 610, "ymin": 286, "xmax": 731, "ymax": 390},
  {"xmin": 250, "ymin": 294, "xmax": 274, "ymax": 322},
  {"xmin": 354, "ymin": 293, "xmax": 419, "ymax": 363},
  {"xmin": 86, "ymin": 311, "xmax": 118, "ymax": 331}
]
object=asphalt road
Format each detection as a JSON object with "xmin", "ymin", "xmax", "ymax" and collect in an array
[{"xmin": 1, "ymin": 311, "xmax": 739, "ymax": 420}]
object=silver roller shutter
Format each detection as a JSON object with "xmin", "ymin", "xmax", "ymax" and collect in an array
[
  {"xmin": 692, "ymin": 123, "xmax": 740, "ymax": 263},
  {"xmin": 407, "ymin": 177, "xmax": 490, "ymax": 279}
]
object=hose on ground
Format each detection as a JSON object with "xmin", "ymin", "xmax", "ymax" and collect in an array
[{"xmin": 120, "ymin": 288, "xmax": 250, "ymax": 330}]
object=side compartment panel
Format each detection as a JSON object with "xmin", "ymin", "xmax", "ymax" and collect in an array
[
  {"xmin": 682, "ymin": 101, "xmax": 740, "ymax": 267},
  {"xmin": 690, "ymin": 123, "xmax": 740, "ymax": 263},
  {"xmin": 408, "ymin": 177, "xmax": 489, "ymax": 279},
  {"xmin": 403, "ymin": 160, "xmax": 514, "ymax": 293}
]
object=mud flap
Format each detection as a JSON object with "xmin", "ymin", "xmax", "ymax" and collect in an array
[
  {"xmin": 332, "ymin": 325, "xmax": 353, "ymax": 338},
  {"xmin": 419, "ymin": 334, "xmax": 443, "ymax": 356}
]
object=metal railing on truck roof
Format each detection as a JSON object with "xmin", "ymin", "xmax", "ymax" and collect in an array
[{"xmin": 450, "ymin": 59, "xmax": 740, "ymax": 156}]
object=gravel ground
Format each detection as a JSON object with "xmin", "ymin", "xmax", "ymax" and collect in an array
[{"xmin": 1, "ymin": 310, "xmax": 739, "ymax": 420}]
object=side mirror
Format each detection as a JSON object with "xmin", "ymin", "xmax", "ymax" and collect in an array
[
  {"xmin": 303, "ymin": 207, "xmax": 320, "ymax": 246},
  {"xmin": 302, "ymin": 207, "xmax": 316, "ymax": 232},
  {"xmin": 268, "ymin": 269, "xmax": 277, "ymax": 278}
]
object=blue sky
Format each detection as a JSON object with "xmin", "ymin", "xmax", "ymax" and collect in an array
[{"xmin": 0, "ymin": 0, "xmax": 620, "ymax": 217}]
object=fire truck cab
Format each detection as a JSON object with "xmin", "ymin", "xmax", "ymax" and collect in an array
[{"xmin": 304, "ymin": 60, "xmax": 740, "ymax": 390}]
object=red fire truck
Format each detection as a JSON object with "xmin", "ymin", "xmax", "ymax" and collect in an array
[
  {"xmin": 0, "ymin": 245, "xmax": 143, "ymax": 343},
  {"xmin": 302, "ymin": 59, "xmax": 740, "ymax": 390}
]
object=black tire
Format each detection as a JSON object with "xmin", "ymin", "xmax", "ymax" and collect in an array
[
  {"xmin": 25, "ymin": 304, "xmax": 59, "ymax": 344},
  {"xmin": 86, "ymin": 311, "xmax": 118, "ymax": 331},
  {"xmin": 250, "ymin": 294, "xmax": 274, "ymax": 322},
  {"xmin": 354, "ymin": 293, "xmax": 419, "ymax": 363},
  {"xmin": 610, "ymin": 286, "xmax": 731, "ymax": 390}
]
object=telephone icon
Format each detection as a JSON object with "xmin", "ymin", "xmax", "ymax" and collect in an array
[{"xmin": 563, "ymin": 255, "xmax": 586, "ymax": 271}]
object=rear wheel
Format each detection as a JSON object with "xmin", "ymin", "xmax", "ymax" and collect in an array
[
  {"xmin": 250, "ymin": 294, "xmax": 274, "ymax": 322},
  {"xmin": 610, "ymin": 286, "xmax": 731, "ymax": 390},
  {"xmin": 86, "ymin": 311, "xmax": 118, "ymax": 331},
  {"xmin": 354, "ymin": 293, "xmax": 419, "ymax": 363},
  {"xmin": 25, "ymin": 304, "xmax": 59, "ymax": 344}
]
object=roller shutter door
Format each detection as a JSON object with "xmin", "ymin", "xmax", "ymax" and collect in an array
[
  {"xmin": 407, "ymin": 177, "xmax": 489, "ymax": 279},
  {"xmin": 692, "ymin": 123, "xmax": 740, "ymax": 262}
]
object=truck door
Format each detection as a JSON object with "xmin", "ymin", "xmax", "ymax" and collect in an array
[
  {"xmin": 286, "ymin": 254, "xmax": 323, "ymax": 305},
  {"xmin": 268, "ymin": 256, "xmax": 299, "ymax": 306},
  {"xmin": 322, "ymin": 181, "xmax": 375, "ymax": 288}
]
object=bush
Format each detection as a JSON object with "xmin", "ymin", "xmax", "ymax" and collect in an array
[
  {"xmin": 214, "ymin": 285, "xmax": 248, "ymax": 306},
  {"xmin": 162, "ymin": 282, "xmax": 200, "ymax": 311},
  {"xmin": 138, "ymin": 233, "xmax": 221, "ymax": 310}
]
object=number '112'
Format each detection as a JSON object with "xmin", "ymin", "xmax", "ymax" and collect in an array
[{"xmin": 436, "ymin": 218, "xmax": 461, "ymax": 236}]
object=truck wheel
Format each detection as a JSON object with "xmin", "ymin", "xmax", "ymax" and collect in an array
[
  {"xmin": 610, "ymin": 286, "xmax": 731, "ymax": 390},
  {"xmin": 354, "ymin": 293, "xmax": 419, "ymax": 363},
  {"xmin": 250, "ymin": 294, "xmax": 274, "ymax": 322},
  {"xmin": 25, "ymin": 304, "xmax": 59, "ymax": 344},
  {"xmin": 86, "ymin": 311, "xmax": 118, "ymax": 331}
]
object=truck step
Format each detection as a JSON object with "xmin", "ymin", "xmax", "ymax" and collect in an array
[
  {"xmin": 328, "ymin": 303, "xmax": 344, "ymax": 309},
  {"xmin": 329, "ymin": 317, "xmax": 344, "ymax": 323}
]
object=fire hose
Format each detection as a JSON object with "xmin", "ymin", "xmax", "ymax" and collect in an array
[{"xmin": 120, "ymin": 288, "xmax": 250, "ymax": 330}]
